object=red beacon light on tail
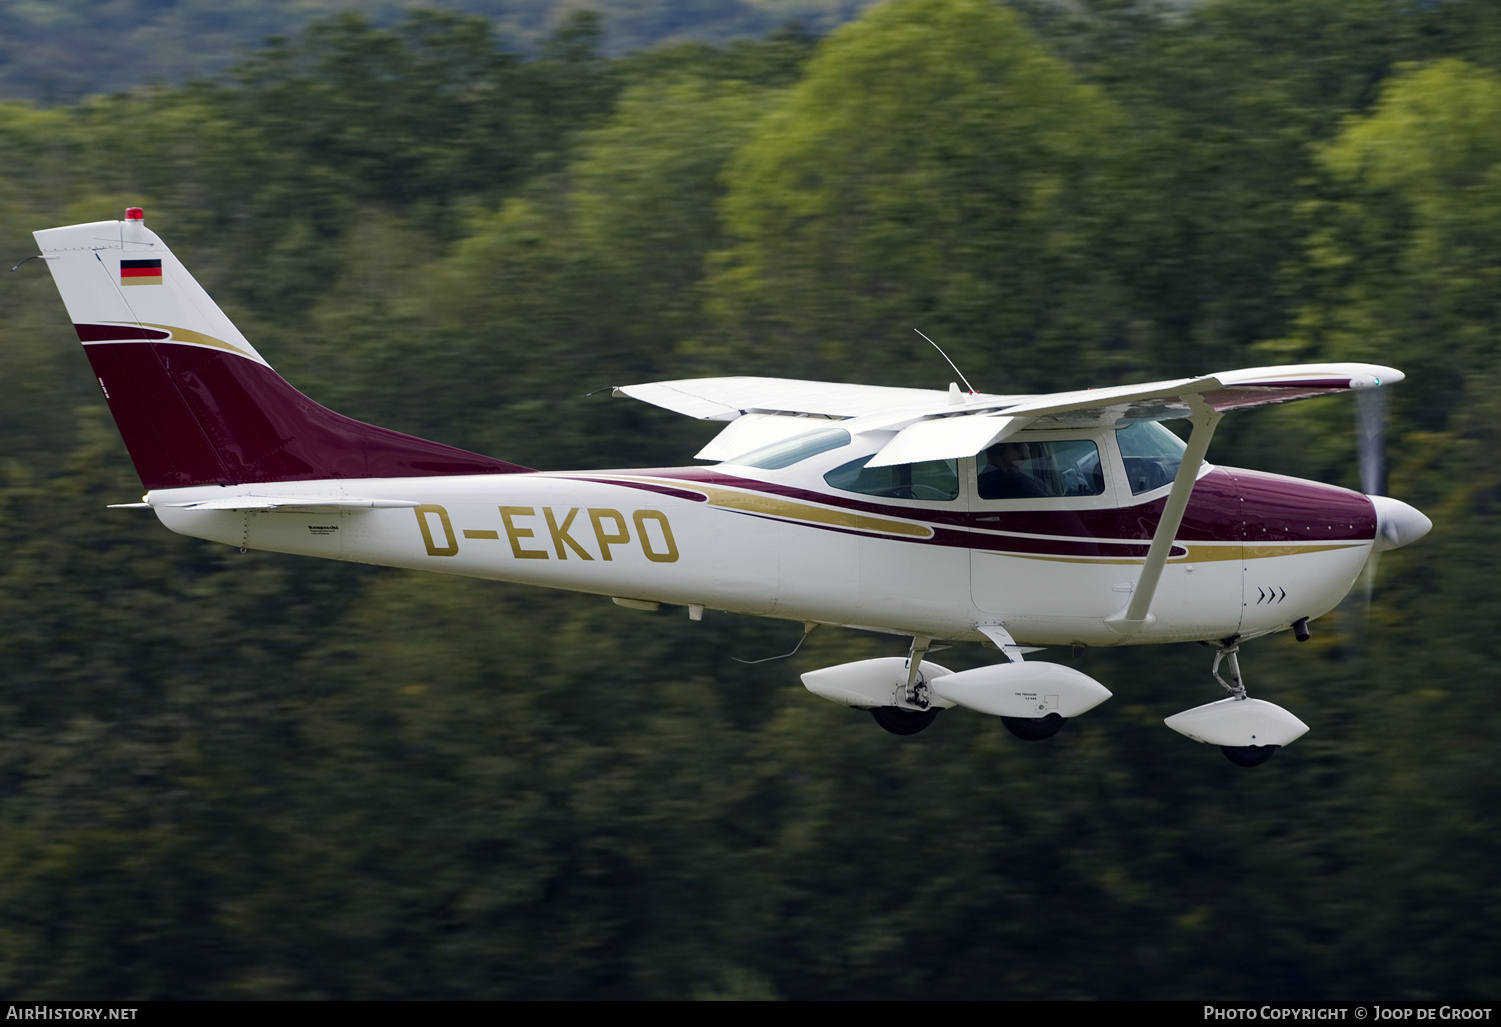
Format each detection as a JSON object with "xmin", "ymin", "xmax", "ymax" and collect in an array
[{"xmin": 124, "ymin": 208, "xmax": 144, "ymax": 221}]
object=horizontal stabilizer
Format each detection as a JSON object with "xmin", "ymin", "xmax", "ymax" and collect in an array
[{"xmin": 161, "ymin": 497, "xmax": 421, "ymax": 512}]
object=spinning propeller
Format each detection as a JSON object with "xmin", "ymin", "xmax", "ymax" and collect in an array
[
  {"xmin": 1356, "ymin": 383, "xmax": 1432, "ymax": 616},
  {"xmin": 1357, "ymin": 384, "xmax": 1387, "ymax": 612}
]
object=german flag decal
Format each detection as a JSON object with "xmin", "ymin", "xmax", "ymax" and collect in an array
[{"xmin": 120, "ymin": 258, "xmax": 162, "ymax": 286}]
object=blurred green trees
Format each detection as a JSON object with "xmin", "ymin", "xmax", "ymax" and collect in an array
[
  {"xmin": 712, "ymin": 0, "xmax": 1124, "ymax": 391},
  {"xmin": 0, "ymin": 0, "xmax": 869, "ymax": 103},
  {"xmin": 2, "ymin": 0, "xmax": 1500, "ymax": 1000}
]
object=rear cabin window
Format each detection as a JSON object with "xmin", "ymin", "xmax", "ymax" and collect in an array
[{"xmin": 824, "ymin": 456, "xmax": 960, "ymax": 501}]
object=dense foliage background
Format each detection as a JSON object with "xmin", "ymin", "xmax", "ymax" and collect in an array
[
  {"xmin": 0, "ymin": 0, "xmax": 875, "ymax": 102},
  {"xmin": 2, "ymin": 0, "xmax": 1499, "ymax": 999}
]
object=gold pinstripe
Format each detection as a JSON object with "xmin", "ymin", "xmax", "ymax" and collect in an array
[{"xmin": 103, "ymin": 321, "xmax": 253, "ymax": 358}]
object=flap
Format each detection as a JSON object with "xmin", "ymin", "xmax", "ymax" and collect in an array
[
  {"xmin": 867, "ymin": 415, "xmax": 1031, "ymax": 468},
  {"xmin": 694, "ymin": 412, "xmax": 841, "ymax": 461}
]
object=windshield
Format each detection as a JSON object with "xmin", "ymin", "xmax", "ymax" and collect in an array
[{"xmin": 1116, "ymin": 421, "xmax": 1188, "ymax": 495}]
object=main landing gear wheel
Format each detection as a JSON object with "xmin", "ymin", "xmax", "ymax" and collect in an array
[
  {"xmin": 1001, "ymin": 713, "xmax": 1065, "ymax": 741},
  {"xmin": 870, "ymin": 706, "xmax": 940, "ymax": 735},
  {"xmin": 1221, "ymin": 744, "xmax": 1278, "ymax": 767}
]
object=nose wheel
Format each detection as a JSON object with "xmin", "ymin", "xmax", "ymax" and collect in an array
[{"xmin": 1221, "ymin": 744, "xmax": 1278, "ymax": 767}]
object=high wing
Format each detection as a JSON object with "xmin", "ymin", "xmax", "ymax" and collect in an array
[
  {"xmin": 613, "ymin": 376, "xmax": 958, "ymax": 421},
  {"xmin": 613, "ymin": 377, "xmax": 982, "ymax": 461},
  {"xmin": 618, "ymin": 364, "xmax": 1402, "ymax": 466}
]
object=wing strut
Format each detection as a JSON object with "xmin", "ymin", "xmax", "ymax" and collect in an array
[{"xmin": 1106, "ymin": 395, "xmax": 1224, "ymax": 635}]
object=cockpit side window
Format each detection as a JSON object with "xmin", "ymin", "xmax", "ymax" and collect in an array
[
  {"xmin": 977, "ymin": 439, "xmax": 1103, "ymax": 500},
  {"xmin": 728, "ymin": 428, "xmax": 852, "ymax": 469},
  {"xmin": 1116, "ymin": 421, "xmax": 1188, "ymax": 495},
  {"xmin": 825, "ymin": 456, "xmax": 960, "ymax": 501}
]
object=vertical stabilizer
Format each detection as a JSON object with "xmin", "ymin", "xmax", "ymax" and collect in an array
[{"xmin": 35, "ymin": 210, "xmax": 530, "ymax": 490}]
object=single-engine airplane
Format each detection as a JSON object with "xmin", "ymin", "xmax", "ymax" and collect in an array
[{"xmin": 32, "ymin": 209, "xmax": 1432, "ymax": 765}]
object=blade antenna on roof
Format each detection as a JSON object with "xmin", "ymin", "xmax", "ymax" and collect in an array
[{"xmin": 914, "ymin": 329, "xmax": 976, "ymax": 395}]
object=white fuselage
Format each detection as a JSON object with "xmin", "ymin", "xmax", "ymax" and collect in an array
[{"xmin": 146, "ymin": 429, "xmax": 1376, "ymax": 648}]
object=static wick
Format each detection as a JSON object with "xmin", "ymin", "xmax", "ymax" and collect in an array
[
  {"xmin": 915, "ymin": 328, "xmax": 976, "ymax": 394},
  {"xmin": 10, "ymin": 254, "xmax": 44, "ymax": 272}
]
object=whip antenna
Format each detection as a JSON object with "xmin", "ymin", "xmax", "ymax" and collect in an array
[
  {"xmin": 732, "ymin": 623, "xmax": 817, "ymax": 665},
  {"xmin": 914, "ymin": 329, "xmax": 976, "ymax": 394}
]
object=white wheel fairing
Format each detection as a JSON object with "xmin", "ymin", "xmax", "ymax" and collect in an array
[{"xmin": 1164, "ymin": 697, "xmax": 1311, "ymax": 749}]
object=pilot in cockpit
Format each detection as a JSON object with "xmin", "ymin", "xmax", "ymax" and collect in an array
[{"xmin": 978, "ymin": 441, "xmax": 1049, "ymax": 500}]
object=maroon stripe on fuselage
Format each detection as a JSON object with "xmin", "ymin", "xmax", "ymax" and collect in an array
[
  {"xmin": 618, "ymin": 466, "xmax": 1244, "ymax": 541},
  {"xmin": 588, "ymin": 465, "xmax": 1374, "ymax": 550},
  {"xmin": 566, "ymin": 477, "xmax": 711, "ymax": 503},
  {"xmin": 86, "ymin": 341, "xmax": 532, "ymax": 490}
]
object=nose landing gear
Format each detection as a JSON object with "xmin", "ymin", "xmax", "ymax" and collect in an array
[
  {"xmin": 1209, "ymin": 643, "xmax": 1276, "ymax": 766},
  {"xmin": 1164, "ymin": 640, "xmax": 1310, "ymax": 766}
]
